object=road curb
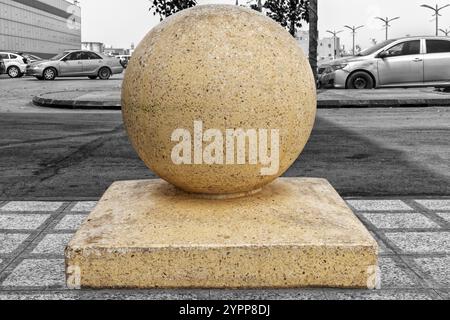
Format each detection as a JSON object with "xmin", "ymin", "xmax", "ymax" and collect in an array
[
  {"xmin": 33, "ymin": 91, "xmax": 450, "ymax": 110},
  {"xmin": 318, "ymin": 98, "xmax": 450, "ymax": 108},
  {"xmin": 32, "ymin": 92, "xmax": 121, "ymax": 110}
]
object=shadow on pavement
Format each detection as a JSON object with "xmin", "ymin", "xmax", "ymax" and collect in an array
[
  {"xmin": 0, "ymin": 113, "xmax": 448, "ymax": 199},
  {"xmin": 286, "ymin": 116, "xmax": 450, "ymax": 197}
]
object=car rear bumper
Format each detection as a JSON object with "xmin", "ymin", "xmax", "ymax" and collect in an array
[{"xmin": 111, "ymin": 66, "xmax": 123, "ymax": 75}]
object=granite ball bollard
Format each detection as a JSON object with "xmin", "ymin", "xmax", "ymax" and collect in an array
[
  {"xmin": 67, "ymin": 6, "xmax": 378, "ymax": 289},
  {"xmin": 122, "ymin": 5, "xmax": 317, "ymax": 196}
]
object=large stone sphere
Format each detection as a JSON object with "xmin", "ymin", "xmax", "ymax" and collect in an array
[{"xmin": 122, "ymin": 5, "xmax": 316, "ymax": 196}]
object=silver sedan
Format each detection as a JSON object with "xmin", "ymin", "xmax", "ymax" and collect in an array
[
  {"xmin": 321, "ymin": 36, "xmax": 450, "ymax": 89},
  {"xmin": 26, "ymin": 50, "xmax": 123, "ymax": 80}
]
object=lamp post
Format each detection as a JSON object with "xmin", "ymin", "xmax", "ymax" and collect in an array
[
  {"xmin": 420, "ymin": 4, "xmax": 450, "ymax": 36},
  {"xmin": 326, "ymin": 30, "xmax": 343, "ymax": 59},
  {"xmin": 344, "ymin": 25, "xmax": 364, "ymax": 55},
  {"xmin": 375, "ymin": 16, "xmax": 400, "ymax": 40},
  {"xmin": 440, "ymin": 28, "xmax": 450, "ymax": 36}
]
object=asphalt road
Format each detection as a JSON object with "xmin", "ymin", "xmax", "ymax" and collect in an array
[{"xmin": 0, "ymin": 76, "xmax": 449, "ymax": 199}]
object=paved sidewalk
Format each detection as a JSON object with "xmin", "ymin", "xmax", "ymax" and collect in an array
[
  {"xmin": 319, "ymin": 88, "xmax": 450, "ymax": 107},
  {"xmin": 0, "ymin": 199, "xmax": 448, "ymax": 300},
  {"xmin": 32, "ymin": 87, "xmax": 450, "ymax": 109}
]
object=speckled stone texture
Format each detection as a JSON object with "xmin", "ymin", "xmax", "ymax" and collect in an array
[
  {"xmin": 121, "ymin": 5, "xmax": 317, "ymax": 196},
  {"xmin": 65, "ymin": 178, "xmax": 378, "ymax": 289}
]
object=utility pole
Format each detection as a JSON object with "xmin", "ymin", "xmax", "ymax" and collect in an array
[
  {"xmin": 421, "ymin": 4, "xmax": 450, "ymax": 36},
  {"xmin": 326, "ymin": 30, "xmax": 343, "ymax": 59},
  {"xmin": 375, "ymin": 16, "xmax": 400, "ymax": 40},
  {"xmin": 344, "ymin": 25, "xmax": 364, "ymax": 55},
  {"xmin": 440, "ymin": 28, "xmax": 450, "ymax": 36}
]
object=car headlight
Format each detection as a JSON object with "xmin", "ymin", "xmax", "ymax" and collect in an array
[{"xmin": 331, "ymin": 64, "xmax": 348, "ymax": 71}]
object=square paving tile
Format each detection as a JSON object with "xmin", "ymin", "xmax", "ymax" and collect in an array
[
  {"xmin": 82, "ymin": 290, "xmax": 211, "ymax": 300},
  {"xmin": 436, "ymin": 212, "xmax": 450, "ymax": 223},
  {"xmin": 436, "ymin": 289, "xmax": 449, "ymax": 299},
  {"xmin": 0, "ymin": 291, "xmax": 211, "ymax": 300},
  {"xmin": 379, "ymin": 258, "xmax": 417, "ymax": 288},
  {"xmin": 71, "ymin": 202, "xmax": 97, "ymax": 212},
  {"xmin": 1, "ymin": 259, "xmax": 65, "ymax": 287},
  {"xmin": 1, "ymin": 202, "xmax": 63, "ymax": 212},
  {"xmin": 362, "ymin": 213, "xmax": 439, "ymax": 229},
  {"xmin": 0, "ymin": 234, "xmax": 30, "ymax": 254},
  {"xmin": 0, "ymin": 214, "xmax": 50, "ymax": 230},
  {"xmin": 55, "ymin": 215, "xmax": 87, "ymax": 230},
  {"xmin": 208, "ymin": 289, "xmax": 326, "ymax": 300},
  {"xmin": 32, "ymin": 234, "xmax": 74, "ymax": 255},
  {"xmin": 0, "ymin": 292, "xmax": 77, "ymax": 300},
  {"xmin": 414, "ymin": 257, "xmax": 450, "ymax": 287},
  {"xmin": 371, "ymin": 233, "xmax": 391, "ymax": 254},
  {"xmin": 415, "ymin": 200, "xmax": 450, "ymax": 211},
  {"xmin": 385, "ymin": 232, "xmax": 450, "ymax": 254},
  {"xmin": 325, "ymin": 290, "xmax": 433, "ymax": 300},
  {"xmin": 347, "ymin": 200, "xmax": 413, "ymax": 212}
]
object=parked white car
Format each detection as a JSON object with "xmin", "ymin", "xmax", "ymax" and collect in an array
[
  {"xmin": 26, "ymin": 50, "xmax": 124, "ymax": 80},
  {"xmin": 320, "ymin": 36, "xmax": 450, "ymax": 89},
  {"xmin": 0, "ymin": 52, "xmax": 28, "ymax": 78}
]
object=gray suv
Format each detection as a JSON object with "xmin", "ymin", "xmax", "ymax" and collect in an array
[
  {"xmin": 26, "ymin": 50, "xmax": 123, "ymax": 80},
  {"xmin": 322, "ymin": 36, "xmax": 450, "ymax": 89}
]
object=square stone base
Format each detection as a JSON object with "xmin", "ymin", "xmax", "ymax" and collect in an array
[{"xmin": 65, "ymin": 178, "xmax": 379, "ymax": 289}]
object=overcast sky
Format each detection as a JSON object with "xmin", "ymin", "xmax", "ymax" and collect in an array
[{"xmin": 78, "ymin": 0, "xmax": 450, "ymax": 50}]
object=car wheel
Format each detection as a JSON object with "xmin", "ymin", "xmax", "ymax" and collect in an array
[
  {"xmin": 347, "ymin": 71, "xmax": 374, "ymax": 89},
  {"xmin": 88, "ymin": 76, "xmax": 98, "ymax": 80},
  {"xmin": 98, "ymin": 67, "xmax": 111, "ymax": 80},
  {"xmin": 7, "ymin": 66, "xmax": 20, "ymax": 78},
  {"xmin": 43, "ymin": 68, "xmax": 56, "ymax": 80}
]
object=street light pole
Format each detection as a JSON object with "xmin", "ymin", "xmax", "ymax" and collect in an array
[
  {"xmin": 344, "ymin": 25, "xmax": 364, "ymax": 55},
  {"xmin": 440, "ymin": 28, "xmax": 450, "ymax": 36},
  {"xmin": 375, "ymin": 17, "xmax": 400, "ymax": 40},
  {"xmin": 421, "ymin": 4, "xmax": 450, "ymax": 36},
  {"xmin": 326, "ymin": 30, "xmax": 343, "ymax": 59}
]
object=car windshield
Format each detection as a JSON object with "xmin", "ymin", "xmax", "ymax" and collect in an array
[
  {"xmin": 28, "ymin": 55, "xmax": 42, "ymax": 61},
  {"xmin": 50, "ymin": 52, "xmax": 69, "ymax": 60},
  {"xmin": 356, "ymin": 39, "xmax": 397, "ymax": 56}
]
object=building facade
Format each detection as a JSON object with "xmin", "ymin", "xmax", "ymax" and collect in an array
[
  {"xmin": 296, "ymin": 31, "xmax": 342, "ymax": 63},
  {"xmin": 103, "ymin": 47, "xmax": 132, "ymax": 57},
  {"xmin": 296, "ymin": 30, "xmax": 310, "ymax": 56},
  {"xmin": 0, "ymin": 0, "xmax": 81, "ymax": 58},
  {"xmin": 318, "ymin": 36, "xmax": 341, "ymax": 63},
  {"xmin": 82, "ymin": 42, "xmax": 104, "ymax": 53}
]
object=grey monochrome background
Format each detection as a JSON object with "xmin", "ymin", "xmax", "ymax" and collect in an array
[{"xmin": 0, "ymin": 0, "xmax": 449, "ymax": 301}]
